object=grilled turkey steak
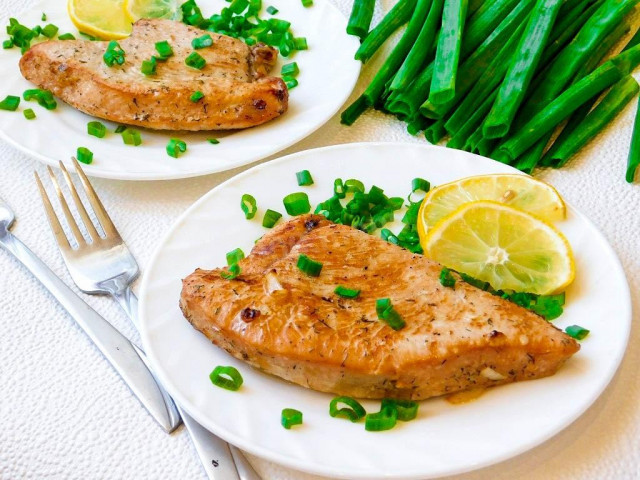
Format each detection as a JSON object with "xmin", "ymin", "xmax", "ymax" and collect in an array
[
  {"xmin": 180, "ymin": 215, "xmax": 579, "ymax": 400},
  {"xmin": 19, "ymin": 19, "xmax": 288, "ymax": 130}
]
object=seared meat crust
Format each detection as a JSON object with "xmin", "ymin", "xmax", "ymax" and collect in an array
[
  {"xmin": 181, "ymin": 215, "xmax": 579, "ymax": 400},
  {"xmin": 19, "ymin": 19, "xmax": 288, "ymax": 130}
]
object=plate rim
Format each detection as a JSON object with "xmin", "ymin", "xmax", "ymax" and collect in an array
[
  {"xmin": 0, "ymin": 0, "xmax": 361, "ymax": 181},
  {"xmin": 139, "ymin": 142, "xmax": 632, "ymax": 479}
]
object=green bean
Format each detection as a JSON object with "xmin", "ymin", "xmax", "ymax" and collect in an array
[
  {"xmin": 340, "ymin": 95, "xmax": 368, "ymax": 125},
  {"xmin": 623, "ymin": 27, "xmax": 640, "ymax": 52},
  {"xmin": 516, "ymin": 0, "xmax": 638, "ymax": 124},
  {"xmin": 429, "ymin": 0, "xmax": 468, "ymax": 105},
  {"xmin": 527, "ymin": 0, "xmax": 605, "ymax": 94},
  {"xmin": 495, "ymin": 44, "xmax": 640, "ymax": 163},
  {"xmin": 514, "ymin": 140, "xmax": 548, "ymax": 172},
  {"xmin": 483, "ymin": 0, "xmax": 563, "ymax": 139},
  {"xmin": 468, "ymin": 0, "xmax": 488, "ymax": 16},
  {"xmin": 425, "ymin": 118, "xmax": 447, "ymax": 144},
  {"xmin": 355, "ymin": 0, "xmax": 418, "ymax": 63},
  {"xmin": 627, "ymin": 100, "xmax": 640, "ymax": 182},
  {"xmin": 386, "ymin": 0, "xmax": 520, "ymax": 117},
  {"xmin": 407, "ymin": 115, "xmax": 434, "ymax": 135},
  {"xmin": 444, "ymin": 22, "xmax": 526, "ymax": 134},
  {"xmin": 420, "ymin": 0, "xmax": 534, "ymax": 119},
  {"xmin": 464, "ymin": 123, "xmax": 485, "ymax": 152},
  {"xmin": 390, "ymin": 0, "xmax": 444, "ymax": 91},
  {"xmin": 347, "ymin": 0, "xmax": 376, "ymax": 40},
  {"xmin": 537, "ymin": 19, "xmax": 632, "ymax": 168},
  {"xmin": 447, "ymin": 88, "xmax": 499, "ymax": 149},
  {"xmin": 543, "ymin": 75, "xmax": 638, "ymax": 167},
  {"xmin": 462, "ymin": 0, "xmax": 521, "ymax": 56},
  {"xmin": 360, "ymin": 0, "xmax": 433, "ymax": 106}
]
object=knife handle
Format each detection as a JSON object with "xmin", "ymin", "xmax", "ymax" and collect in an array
[
  {"xmin": 120, "ymin": 291, "xmax": 262, "ymax": 480},
  {"xmin": 0, "ymin": 232, "xmax": 181, "ymax": 433}
]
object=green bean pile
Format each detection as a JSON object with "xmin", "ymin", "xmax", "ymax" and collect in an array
[{"xmin": 343, "ymin": 0, "xmax": 640, "ymax": 182}]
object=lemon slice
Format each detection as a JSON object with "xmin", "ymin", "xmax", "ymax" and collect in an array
[
  {"xmin": 123, "ymin": 0, "xmax": 181, "ymax": 23},
  {"xmin": 418, "ymin": 174, "xmax": 566, "ymax": 239},
  {"xmin": 422, "ymin": 200, "xmax": 575, "ymax": 295},
  {"xmin": 68, "ymin": 0, "xmax": 132, "ymax": 39}
]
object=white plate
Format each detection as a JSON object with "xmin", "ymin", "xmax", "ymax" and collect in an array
[
  {"xmin": 0, "ymin": 0, "xmax": 360, "ymax": 180},
  {"xmin": 139, "ymin": 143, "xmax": 631, "ymax": 479}
]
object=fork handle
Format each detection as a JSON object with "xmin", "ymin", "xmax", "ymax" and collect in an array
[
  {"xmin": 0, "ymin": 232, "xmax": 181, "ymax": 434},
  {"xmin": 115, "ymin": 289, "xmax": 260, "ymax": 480}
]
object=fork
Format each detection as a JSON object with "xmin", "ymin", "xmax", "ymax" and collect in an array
[{"xmin": 35, "ymin": 158, "xmax": 260, "ymax": 480}]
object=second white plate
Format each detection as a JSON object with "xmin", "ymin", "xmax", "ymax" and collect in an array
[
  {"xmin": 0, "ymin": 0, "xmax": 360, "ymax": 180},
  {"xmin": 139, "ymin": 143, "xmax": 631, "ymax": 479}
]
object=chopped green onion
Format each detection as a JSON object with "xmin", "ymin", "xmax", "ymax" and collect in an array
[
  {"xmin": 41, "ymin": 24, "xmax": 58, "ymax": 38},
  {"xmin": 103, "ymin": 40, "xmax": 125, "ymax": 66},
  {"xmin": 439, "ymin": 267, "xmax": 455, "ymax": 288},
  {"xmin": 266, "ymin": 5, "xmax": 279, "ymax": 14},
  {"xmin": 409, "ymin": 177, "xmax": 430, "ymax": 202},
  {"xmin": 192, "ymin": 33, "xmax": 214, "ymax": 49},
  {"xmin": 209, "ymin": 365, "xmax": 243, "ymax": 390},
  {"xmin": 301, "ymin": 0, "xmax": 313, "ymax": 7},
  {"xmin": 281, "ymin": 62, "xmax": 299, "ymax": 77},
  {"xmin": 140, "ymin": 56, "xmax": 157, "ymax": 76},
  {"xmin": 226, "ymin": 248, "xmax": 245, "ymax": 266},
  {"xmin": 376, "ymin": 298, "xmax": 405, "ymax": 330},
  {"xmin": 190, "ymin": 90, "xmax": 204, "ymax": 102},
  {"xmin": 296, "ymin": 169, "xmax": 314, "ymax": 186},
  {"xmin": 241, "ymin": 193, "xmax": 258, "ymax": 219},
  {"xmin": 114, "ymin": 125, "xmax": 126, "ymax": 133},
  {"xmin": 220, "ymin": 263, "xmax": 241, "ymax": 279},
  {"xmin": 76, "ymin": 147, "xmax": 93, "ymax": 165},
  {"xmin": 155, "ymin": 40, "xmax": 173, "ymax": 58},
  {"xmin": 334, "ymin": 285, "xmax": 360, "ymax": 299},
  {"xmin": 530, "ymin": 293, "xmax": 565, "ymax": 321},
  {"xmin": 185, "ymin": 51, "xmax": 206, "ymax": 69},
  {"xmin": 121, "ymin": 128, "xmax": 142, "ymax": 146},
  {"xmin": 565, "ymin": 325, "xmax": 589, "ymax": 340},
  {"xmin": 281, "ymin": 408, "xmax": 303, "ymax": 429},
  {"xmin": 262, "ymin": 208, "xmax": 282, "ymax": 228},
  {"xmin": 32, "ymin": 25, "xmax": 42, "ymax": 36},
  {"xmin": 166, "ymin": 138, "xmax": 187, "ymax": 157},
  {"xmin": 283, "ymin": 76, "xmax": 298, "ymax": 89},
  {"xmin": 283, "ymin": 192, "xmax": 311, "ymax": 215},
  {"xmin": 41, "ymin": 12, "xmax": 47, "ymax": 21},
  {"xmin": 345, "ymin": 179, "xmax": 365, "ymax": 193},
  {"xmin": 365, "ymin": 404, "xmax": 397, "ymax": 431},
  {"xmin": 297, "ymin": 254, "xmax": 323, "ymax": 277},
  {"xmin": 381, "ymin": 398, "xmax": 419, "ymax": 421},
  {"xmin": 207, "ymin": 138, "xmax": 220, "ymax": 144},
  {"xmin": 0, "ymin": 95, "xmax": 20, "ymax": 111},
  {"xmin": 23, "ymin": 88, "xmax": 57, "ymax": 110},
  {"xmin": 58, "ymin": 33, "xmax": 75, "ymax": 40},
  {"xmin": 334, "ymin": 179, "xmax": 346, "ymax": 198},
  {"xmin": 293, "ymin": 37, "xmax": 308, "ymax": 50},
  {"xmin": 329, "ymin": 396, "xmax": 366, "ymax": 422},
  {"xmin": 2, "ymin": 39, "xmax": 12, "ymax": 49},
  {"xmin": 87, "ymin": 121, "xmax": 106, "ymax": 138},
  {"xmin": 269, "ymin": 18, "xmax": 291, "ymax": 33},
  {"xmin": 23, "ymin": 108, "xmax": 36, "ymax": 120}
]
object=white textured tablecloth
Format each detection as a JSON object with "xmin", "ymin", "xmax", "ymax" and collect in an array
[{"xmin": 1, "ymin": 0, "xmax": 639, "ymax": 479}]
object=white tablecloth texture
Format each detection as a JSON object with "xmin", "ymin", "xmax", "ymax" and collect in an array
[{"xmin": 1, "ymin": 0, "xmax": 639, "ymax": 478}]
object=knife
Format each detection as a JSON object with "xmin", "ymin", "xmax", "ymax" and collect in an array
[{"xmin": 0, "ymin": 224, "xmax": 181, "ymax": 433}]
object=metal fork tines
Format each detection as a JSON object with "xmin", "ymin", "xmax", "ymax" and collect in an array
[
  {"xmin": 36, "ymin": 158, "xmax": 259, "ymax": 480},
  {"xmin": 35, "ymin": 160, "xmax": 140, "ymax": 322}
]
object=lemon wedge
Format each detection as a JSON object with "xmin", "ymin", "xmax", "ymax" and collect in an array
[
  {"xmin": 418, "ymin": 174, "xmax": 566, "ymax": 239},
  {"xmin": 68, "ymin": 0, "xmax": 132, "ymax": 39},
  {"xmin": 123, "ymin": 0, "xmax": 181, "ymax": 23},
  {"xmin": 422, "ymin": 200, "xmax": 575, "ymax": 295}
]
